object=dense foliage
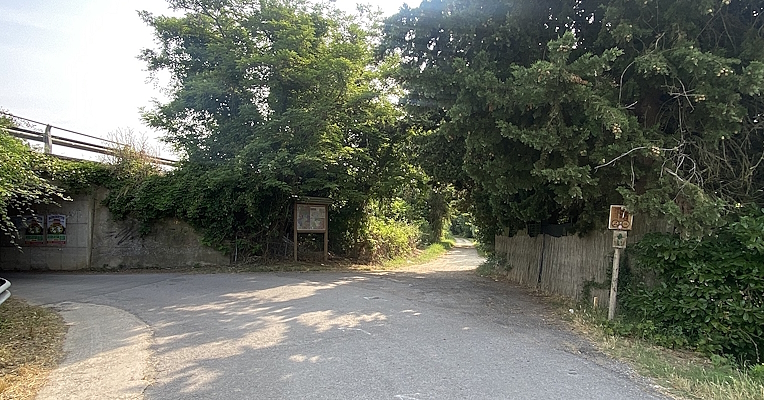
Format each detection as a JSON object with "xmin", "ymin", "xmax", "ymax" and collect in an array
[
  {"xmin": 126, "ymin": 0, "xmax": 430, "ymax": 257},
  {"xmin": 623, "ymin": 214, "xmax": 764, "ymax": 363},
  {"xmin": 381, "ymin": 0, "xmax": 764, "ymax": 243}
]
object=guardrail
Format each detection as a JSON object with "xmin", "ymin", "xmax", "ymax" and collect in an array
[{"xmin": 1, "ymin": 112, "xmax": 177, "ymax": 166}]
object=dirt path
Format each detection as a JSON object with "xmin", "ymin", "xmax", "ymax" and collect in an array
[{"xmin": 396, "ymin": 238, "xmax": 482, "ymax": 274}]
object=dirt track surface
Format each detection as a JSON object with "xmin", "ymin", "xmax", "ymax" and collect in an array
[{"xmin": 6, "ymin": 242, "xmax": 665, "ymax": 399}]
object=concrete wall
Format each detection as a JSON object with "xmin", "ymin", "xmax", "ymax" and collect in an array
[{"xmin": 0, "ymin": 190, "xmax": 228, "ymax": 270}]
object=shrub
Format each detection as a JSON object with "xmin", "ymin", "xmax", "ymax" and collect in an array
[
  {"xmin": 622, "ymin": 212, "xmax": 764, "ymax": 363},
  {"xmin": 361, "ymin": 215, "xmax": 420, "ymax": 263}
]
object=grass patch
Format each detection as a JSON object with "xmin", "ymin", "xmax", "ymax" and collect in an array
[
  {"xmin": 0, "ymin": 297, "xmax": 66, "ymax": 400},
  {"xmin": 475, "ymin": 254, "xmax": 509, "ymax": 277},
  {"xmin": 564, "ymin": 307, "xmax": 764, "ymax": 400},
  {"xmin": 379, "ymin": 239, "xmax": 455, "ymax": 269}
]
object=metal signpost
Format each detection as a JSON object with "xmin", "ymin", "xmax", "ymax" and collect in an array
[{"xmin": 608, "ymin": 205, "xmax": 633, "ymax": 320}]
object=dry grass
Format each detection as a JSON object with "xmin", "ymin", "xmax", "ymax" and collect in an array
[{"xmin": 0, "ymin": 297, "xmax": 66, "ymax": 400}]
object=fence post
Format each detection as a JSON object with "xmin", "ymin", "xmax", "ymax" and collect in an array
[{"xmin": 43, "ymin": 125, "xmax": 53, "ymax": 154}]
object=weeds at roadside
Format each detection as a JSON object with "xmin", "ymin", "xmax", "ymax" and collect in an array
[
  {"xmin": 474, "ymin": 265, "xmax": 764, "ymax": 400},
  {"xmin": 475, "ymin": 254, "xmax": 510, "ymax": 277},
  {"xmin": 0, "ymin": 297, "xmax": 66, "ymax": 400},
  {"xmin": 564, "ymin": 306, "xmax": 764, "ymax": 400}
]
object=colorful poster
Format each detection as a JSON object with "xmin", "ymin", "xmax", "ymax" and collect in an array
[
  {"xmin": 24, "ymin": 215, "xmax": 45, "ymax": 245},
  {"xmin": 47, "ymin": 214, "xmax": 67, "ymax": 244}
]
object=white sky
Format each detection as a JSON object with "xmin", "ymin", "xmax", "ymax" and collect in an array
[{"xmin": 0, "ymin": 0, "xmax": 412, "ymax": 160}]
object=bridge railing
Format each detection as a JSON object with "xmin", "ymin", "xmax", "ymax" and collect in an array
[{"xmin": 2, "ymin": 113, "xmax": 177, "ymax": 167}]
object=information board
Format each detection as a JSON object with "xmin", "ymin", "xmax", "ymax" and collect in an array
[{"xmin": 296, "ymin": 204, "xmax": 327, "ymax": 232}]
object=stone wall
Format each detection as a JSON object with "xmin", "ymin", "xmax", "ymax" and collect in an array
[{"xmin": 0, "ymin": 189, "xmax": 228, "ymax": 270}]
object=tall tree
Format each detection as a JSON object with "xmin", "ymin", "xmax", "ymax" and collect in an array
[
  {"xmin": 139, "ymin": 0, "xmax": 411, "ymax": 253},
  {"xmin": 381, "ymin": 0, "xmax": 764, "ymax": 241}
]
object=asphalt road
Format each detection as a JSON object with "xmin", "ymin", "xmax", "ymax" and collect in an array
[{"xmin": 6, "ymin": 242, "xmax": 666, "ymax": 399}]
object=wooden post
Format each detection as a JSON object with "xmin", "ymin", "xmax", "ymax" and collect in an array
[
  {"xmin": 43, "ymin": 125, "xmax": 53, "ymax": 154},
  {"xmin": 293, "ymin": 203, "xmax": 298, "ymax": 262},
  {"xmin": 324, "ymin": 230, "xmax": 328, "ymax": 262},
  {"xmin": 608, "ymin": 247, "xmax": 621, "ymax": 320}
]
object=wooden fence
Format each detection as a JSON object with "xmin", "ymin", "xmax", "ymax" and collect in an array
[{"xmin": 494, "ymin": 217, "xmax": 672, "ymax": 309}]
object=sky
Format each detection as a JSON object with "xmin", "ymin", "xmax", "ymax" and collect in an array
[{"xmin": 0, "ymin": 0, "xmax": 412, "ymax": 160}]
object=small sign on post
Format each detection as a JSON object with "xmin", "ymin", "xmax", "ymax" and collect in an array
[
  {"xmin": 607, "ymin": 205, "xmax": 633, "ymax": 321},
  {"xmin": 609, "ymin": 205, "xmax": 633, "ymax": 230},
  {"xmin": 612, "ymin": 230, "xmax": 628, "ymax": 249}
]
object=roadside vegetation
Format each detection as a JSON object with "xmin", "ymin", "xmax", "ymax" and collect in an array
[
  {"xmin": 569, "ymin": 307, "xmax": 764, "ymax": 400},
  {"xmin": 0, "ymin": 298, "xmax": 66, "ymax": 400}
]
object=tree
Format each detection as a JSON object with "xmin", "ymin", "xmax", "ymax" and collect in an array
[
  {"xmin": 138, "ymin": 0, "xmax": 413, "ymax": 254},
  {"xmin": 381, "ymin": 0, "xmax": 764, "ymax": 241}
]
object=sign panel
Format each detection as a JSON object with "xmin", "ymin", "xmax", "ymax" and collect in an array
[
  {"xmin": 296, "ymin": 204, "xmax": 327, "ymax": 232},
  {"xmin": 608, "ymin": 205, "xmax": 634, "ymax": 230},
  {"xmin": 47, "ymin": 214, "xmax": 67, "ymax": 244},
  {"xmin": 24, "ymin": 215, "xmax": 45, "ymax": 245},
  {"xmin": 612, "ymin": 230, "xmax": 628, "ymax": 249}
]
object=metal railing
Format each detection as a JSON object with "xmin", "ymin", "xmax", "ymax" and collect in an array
[{"xmin": 2, "ymin": 112, "xmax": 177, "ymax": 166}]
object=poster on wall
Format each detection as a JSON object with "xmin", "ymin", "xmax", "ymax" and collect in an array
[
  {"xmin": 24, "ymin": 215, "xmax": 45, "ymax": 245},
  {"xmin": 47, "ymin": 214, "xmax": 67, "ymax": 244},
  {"xmin": 296, "ymin": 204, "xmax": 327, "ymax": 232}
]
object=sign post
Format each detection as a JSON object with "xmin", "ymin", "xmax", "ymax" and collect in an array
[{"xmin": 608, "ymin": 205, "xmax": 633, "ymax": 320}]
